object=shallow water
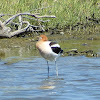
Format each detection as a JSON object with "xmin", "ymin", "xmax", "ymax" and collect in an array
[{"xmin": 0, "ymin": 39, "xmax": 100, "ymax": 100}]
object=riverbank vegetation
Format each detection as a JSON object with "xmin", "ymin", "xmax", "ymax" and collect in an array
[{"xmin": 0, "ymin": 0, "xmax": 100, "ymax": 34}]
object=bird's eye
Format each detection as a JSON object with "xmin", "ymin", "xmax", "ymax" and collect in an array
[{"xmin": 39, "ymin": 37, "xmax": 42, "ymax": 40}]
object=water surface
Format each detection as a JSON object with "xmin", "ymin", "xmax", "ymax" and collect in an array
[{"xmin": 0, "ymin": 39, "xmax": 100, "ymax": 100}]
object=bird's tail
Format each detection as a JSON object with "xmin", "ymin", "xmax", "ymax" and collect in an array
[{"xmin": 60, "ymin": 49, "xmax": 63, "ymax": 54}]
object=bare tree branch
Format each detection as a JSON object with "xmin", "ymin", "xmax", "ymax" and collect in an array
[
  {"xmin": 0, "ymin": 12, "xmax": 56, "ymax": 38},
  {"xmin": 0, "ymin": 21, "xmax": 30, "ymax": 37},
  {"xmin": 18, "ymin": 15, "xmax": 23, "ymax": 30},
  {"xmin": 3, "ymin": 12, "xmax": 56, "ymax": 25}
]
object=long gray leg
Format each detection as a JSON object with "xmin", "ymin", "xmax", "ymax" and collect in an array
[
  {"xmin": 55, "ymin": 60, "xmax": 58, "ymax": 77},
  {"xmin": 47, "ymin": 61, "xmax": 49, "ymax": 77}
]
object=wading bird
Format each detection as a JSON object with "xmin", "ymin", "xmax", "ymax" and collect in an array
[{"xmin": 36, "ymin": 34, "xmax": 63, "ymax": 77}]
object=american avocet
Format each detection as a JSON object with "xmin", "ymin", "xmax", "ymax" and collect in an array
[{"xmin": 36, "ymin": 34, "xmax": 63, "ymax": 77}]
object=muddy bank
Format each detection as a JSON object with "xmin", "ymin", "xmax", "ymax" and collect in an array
[
  {"xmin": 0, "ymin": 21, "xmax": 100, "ymax": 59},
  {"xmin": 0, "ymin": 32, "xmax": 100, "ymax": 61},
  {"xmin": 0, "ymin": 38, "xmax": 36, "ymax": 59}
]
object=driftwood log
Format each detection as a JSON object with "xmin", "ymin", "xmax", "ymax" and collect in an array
[{"xmin": 0, "ymin": 12, "xmax": 56, "ymax": 38}]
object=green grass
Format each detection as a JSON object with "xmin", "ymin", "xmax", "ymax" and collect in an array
[{"xmin": 0, "ymin": 0, "xmax": 100, "ymax": 31}]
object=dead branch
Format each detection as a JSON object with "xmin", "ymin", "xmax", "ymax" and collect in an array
[
  {"xmin": 0, "ymin": 21, "xmax": 30, "ymax": 37},
  {"xmin": 3, "ymin": 12, "xmax": 56, "ymax": 25},
  {"xmin": 0, "ymin": 12, "xmax": 56, "ymax": 38}
]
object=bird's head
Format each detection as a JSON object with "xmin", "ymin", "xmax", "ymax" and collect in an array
[{"xmin": 38, "ymin": 34, "xmax": 48, "ymax": 41}]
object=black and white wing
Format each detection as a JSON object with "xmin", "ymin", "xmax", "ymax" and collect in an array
[{"xmin": 49, "ymin": 42, "xmax": 63, "ymax": 54}]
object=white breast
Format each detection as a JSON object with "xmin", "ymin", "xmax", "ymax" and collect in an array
[{"xmin": 37, "ymin": 41, "xmax": 59, "ymax": 61}]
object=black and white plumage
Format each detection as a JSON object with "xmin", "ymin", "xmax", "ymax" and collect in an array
[
  {"xmin": 36, "ymin": 34, "xmax": 63, "ymax": 77},
  {"xmin": 49, "ymin": 42, "xmax": 63, "ymax": 54}
]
